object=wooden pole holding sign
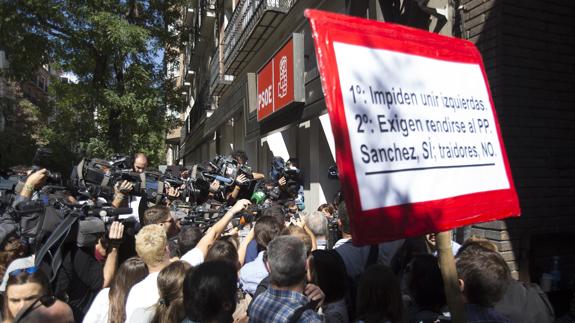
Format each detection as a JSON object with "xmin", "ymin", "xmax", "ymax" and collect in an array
[{"xmin": 437, "ymin": 230, "xmax": 466, "ymax": 323}]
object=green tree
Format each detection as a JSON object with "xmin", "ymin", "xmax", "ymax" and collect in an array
[
  {"xmin": 0, "ymin": 0, "xmax": 189, "ymax": 170},
  {"xmin": 0, "ymin": 98, "xmax": 44, "ymax": 169}
]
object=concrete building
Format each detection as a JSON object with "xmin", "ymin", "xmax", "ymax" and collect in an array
[
  {"xmin": 177, "ymin": 0, "xmax": 451, "ymax": 209},
  {"xmin": 457, "ymin": 0, "xmax": 575, "ymax": 291},
  {"xmin": 0, "ymin": 58, "xmax": 57, "ymax": 167},
  {"xmin": 175, "ymin": 0, "xmax": 575, "ymax": 294}
]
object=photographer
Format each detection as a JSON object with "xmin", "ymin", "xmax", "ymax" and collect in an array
[
  {"xmin": 111, "ymin": 153, "xmax": 148, "ymax": 224},
  {"xmin": 132, "ymin": 153, "xmax": 148, "ymax": 173},
  {"xmin": 0, "ymin": 168, "xmax": 69, "ymax": 293},
  {"xmin": 14, "ymin": 168, "xmax": 47, "ymax": 203},
  {"xmin": 226, "ymin": 150, "xmax": 265, "ymax": 204},
  {"xmin": 270, "ymin": 157, "xmax": 305, "ymax": 210},
  {"xmin": 52, "ymin": 221, "xmax": 125, "ymax": 322}
]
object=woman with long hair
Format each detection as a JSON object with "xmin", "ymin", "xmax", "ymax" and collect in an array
[
  {"xmin": 83, "ymin": 257, "xmax": 148, "ymax": 323},
  {"xmin": 0, "ymin": 233, "xmax": 26, "ymax": 281},
  {"xmin": 184, "ymin": 260, "xmax": 238, "ymax": 323},
  {"xmin": 355, "ymin": 264, "xmax": 403, "ymax": 323},
  {"xmin": 2, "ymin": 267, "xmax": 51, "ymax": 322},
  {"xmin": 143, "ymin": 261, "xmax": 191, "ymax": 323},
  {"xmin": 308, "ymin": 249, "xmax": 349, "ymax": 323}
]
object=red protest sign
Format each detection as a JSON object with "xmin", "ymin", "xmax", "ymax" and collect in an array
[{"xmin": 305, "ymin": 9, "xmax": 520, "ymax": 245}]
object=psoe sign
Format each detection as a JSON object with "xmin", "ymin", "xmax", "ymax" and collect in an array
[{"xmin": 257, "ymin": 33, "xmax": 305, "ymax": 121}]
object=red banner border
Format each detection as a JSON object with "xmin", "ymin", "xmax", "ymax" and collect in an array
[{"xmin": 306, "ymin": 9, "xmax": 520, "ymax": 244}]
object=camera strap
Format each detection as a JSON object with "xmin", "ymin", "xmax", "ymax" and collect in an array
[
  {"xmin": 287, "ymin": 298, "xmax": 320, "ymax": 323},
  {"xmin": 157, "ymin": 180, "xmax": 165, "ymax": 203},
  {"xmin": 34, "ymin": 213, "xmax": 79, "ymax": 282},
  {"xmin": 191, "ymin": 165, "xmax": 199, "ymax": 180},
  {"xmin": 76, "ymin": 159, "xmax": 86, "ymax": 186}
]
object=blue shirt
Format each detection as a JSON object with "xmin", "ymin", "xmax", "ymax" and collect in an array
[
  {"xmin": 239, "ymin": 251, "xmax": 268, "ymax": 295},
  {"xmin": 249, "ymin": 287, "xmax": 322, "ymax": 323},
  {"xmin": 244, "ymin": 239, "xmax": 258, "ymax": 264}
]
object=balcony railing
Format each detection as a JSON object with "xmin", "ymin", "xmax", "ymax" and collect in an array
[
  {"xmin": 166, "ymin": 126, "xmax": 181, "ymax": 143},
  {"xmin": 188, "ymin": 82, "xmax": 213, "ymax": 129},
  {"xmin": 209, "ymin": 46, "xmax": 234, "ymax": 96},
  {"xmin": 183, "ymin": 4, "xmax": 197, "ymax": 27},
  {"xmin": 188, "ymin": 0, "xmax": 216, "ymax": 79},
  {"xmin": 223, "ymin": 0, "xmax": 296, "ymax": 75},
  {"xmin": 198, "ymin": 0, "xmax": 216, "ymax": 35}
]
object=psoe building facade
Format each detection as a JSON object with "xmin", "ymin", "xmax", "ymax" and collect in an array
[
  {"xmin": 177, "ymin": 0, "xmax": 452, "ymax": 212},
  {"xmin": 175, "ymin": 0, "xmax": 575, "ymax": 290}
]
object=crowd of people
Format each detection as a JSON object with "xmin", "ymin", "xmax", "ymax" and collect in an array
[{"xmin": 0, "ymin": 150, "xmax": 569, "ymax": 323}]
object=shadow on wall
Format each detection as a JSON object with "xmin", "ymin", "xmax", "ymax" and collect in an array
[
  {"xmin": 346, "ymin": 0, "xmax": 445, "ymax": 32},
  {"xmin": 463, "ymin": 0, "xmax": 575, "ymax": 313}
]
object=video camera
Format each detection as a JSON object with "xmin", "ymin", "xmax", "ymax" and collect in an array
[
  {"xmin": 163, "ymin": 176, "xmax": 184, "ymax": 188},
  {"xmin": 250, "ymin": 180, "xmax": 282, "ymax": 206},
  {"xmin": 180, "ymin": 160, "xmax": 254, "ymax": 203},
  {"xmin": 211, "ymin": 155, "xmax": 254, "ymax": 186},
  {"xmin": 2, "ymin": 188, "xmax": 133, "ymax": 252},
  {"xmin": 71, "ymin": 157, "xmax": 165, "ymax": 202},
  {"xmin": 270, "ymin": 157, "xmax": 302, "ymax": 185},
  {"xmin": 108, "ymin": 155, "xmax": 164, "ymax": 201},
  {"xmin": 0, "ymin": 171, "xmax": 22, "ymax": 212},
  {"xmin": 176, "ymin": 164, "xmax": 222, "ymax": 203},
  {"xmin": 1, "ymin": 148, "xmax": 62, "ymax": 212},
  {"xmin": 31, "ymin": 147, "xmax": 62, "ymax": 185},
  {"xmin": 178, "ymin": 201, "xmax": 263, "ymax": 232},
  {"xmin": 179, "ymin": 204, "xmax": 227, "ymax": 231}
]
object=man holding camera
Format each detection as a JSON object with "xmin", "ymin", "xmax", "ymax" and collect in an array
[
  {"xmin": 132, "ymin": 153, "xmax": 148, "ymax": 173},
  {"xmin": 270, "ymin": 156, "xmax": 305, "ymax": 211},
  {"xmin": 226, "ymin": 150, "xmax": 265, "ymax": 204},
  {"xmin": 13, "ymin": 165, "xmax": 126, "ymax": 322},
  {"xmin": 53, "ymin": 221, "xmax": 125, "ymax": 322},
  {"xmin": 0, "ymin": 168, "xmax": 49, "ymax": 293},
  {"xmin": 111, "ymin": 153, "xmax": 148, "ymax": 224}
]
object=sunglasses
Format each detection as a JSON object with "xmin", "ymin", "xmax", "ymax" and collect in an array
[{"xmin": 9, "ymin": 267, "xmax": 38, "ymax": 276}]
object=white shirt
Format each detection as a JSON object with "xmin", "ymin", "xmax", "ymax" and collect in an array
[
  {"xmin": 316, "ymin": 238, "xmax": 328, "ymax": 250},
  {"xmin": 128, "ymin": 306, "xmax": 155, "ymax": 323},
  {"xmin": 180, "ymin": 246, "xmax": 204, "ymax": 267},
  {"xmin": 124, "ymin": 247, "xmax": 204, "ymax": 322},
  {"xmin": 125, "ymin": 272, "xmax": 160, "ymax": 323},
  {"xmin": 119, "ymin": 195, "xmax": 142, "ymax": 223},
  {"xmin": 83, "ymin": 288, "xmax": 109, "ymax": 323},
  {"xmin": 432, "ymin": 240, "xmax": 462, "ymax": 257},
  {"xmin": 239, "ymin": 251, "xmax": 268, "ymax": 295}
]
